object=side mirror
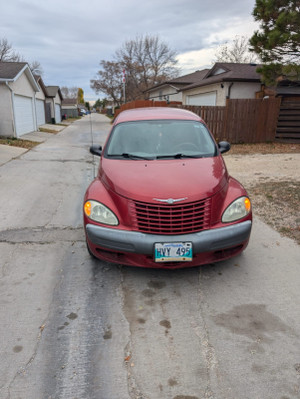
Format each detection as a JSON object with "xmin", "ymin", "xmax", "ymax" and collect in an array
[
  {"xmin": 90, "ymin": 145, "xmax": 102, "ymax": 156},
  {"xmin": 218, "ymin": 141, "xmax": 231, "ymax": 154}
]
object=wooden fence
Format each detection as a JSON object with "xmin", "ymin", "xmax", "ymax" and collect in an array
[
  {"xmin": 114, "ymin": 98, "xmax": 282, "ymax": 143},
  {"xmin": 181, "ymin": 99, "xmax": 281, "ymax": 143}
]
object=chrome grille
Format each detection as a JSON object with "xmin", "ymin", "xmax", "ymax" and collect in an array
[{"xmin": 130, "ymin": 198, "xmax": 211, "ymax": 234}]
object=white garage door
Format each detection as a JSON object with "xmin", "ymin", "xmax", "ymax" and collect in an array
[
  {"xmin": 14, "ymin": 95, "xmax": 35, "ymax": 136},
  {"xmin": 36, "ymin": 99, "xmax": 45, "ymax": 126},
  {"xmin": 55, "ymin": 104, "xmax": 61, "ymax": 123},
  {"xmin": 187, "ymin": 92, "xmax": 217, "ymax": 106}
]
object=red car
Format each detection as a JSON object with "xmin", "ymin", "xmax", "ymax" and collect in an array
[{"xmin": 83, "ymin": 107, "xmax": 252, "ymax": 268}]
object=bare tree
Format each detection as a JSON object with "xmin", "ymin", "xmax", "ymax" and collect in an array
[
  {"xmin": 61, "ymin": 86, "xmax": 79, "ymax": 99},
  {"xmin": 0, "ymin": 38, "xmax": 22, "ymax": 62},
  {"xmin": 90, "ymin": 60, "xmax": 124, "ymax": 106},
  {"xmin": 214, "ymin": 36, "xmax": 260, "ymax": 64},
  {"xmin": 91, "ymin": 35, "xmax": 178, "ymax": 102},
  {"xmin": 115, "ymin": 35, "xmax": 178, "ymax": 100},
  {"xmin": 29, "ymin": 60, "xmax": 43, "ymax": 76},
  {"xmin": 0, "ymin": 37, "xmax": 43, "ymax": 76}
]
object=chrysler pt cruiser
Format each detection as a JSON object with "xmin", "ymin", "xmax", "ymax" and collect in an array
[{"xmin": 83, "ymin": 107, "xmax": 252, "ymax": 268}]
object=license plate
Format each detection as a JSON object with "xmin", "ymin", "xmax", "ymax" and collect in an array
[{"xmin": 154, "ymin": 242, "xmax": 193, "ymax": 262}]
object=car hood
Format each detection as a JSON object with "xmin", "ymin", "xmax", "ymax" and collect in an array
[{"xmin": 100, "ymin": 157, "xmax": 228, "ymax": 202}]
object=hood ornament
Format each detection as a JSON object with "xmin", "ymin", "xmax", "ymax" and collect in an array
[{"xmin": 153, "ymin": 197, "xmax": 188, "ymax": 204}]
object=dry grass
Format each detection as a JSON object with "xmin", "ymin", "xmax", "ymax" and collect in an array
[
  {"xmin": 248, "ymin": 181, "xmax": 300, "ymax": 245},
  {"xmin": 38, "ymin": 128, "xmax": 59, "ymax": 134},
  {"xmin": 0, "ymin": 138, "xmax": 38, "ymax": 149},
  {"xmin": 229, "ymin": 142, "xmax": 300, "ymax": 155}
]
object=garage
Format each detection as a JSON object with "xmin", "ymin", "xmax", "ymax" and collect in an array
[
  {"xmin": 187, "ymin": 92, "xmax": 217, "ymax": 106},
  {"xmin": 14, "ymin": 95, "xmax": 35, "ymax": 136},
  {"xmin": 36, "ymin": 99, "xmax": 46, "ymax": 126},
  {"xmin": 55, "ymin": 104, "xmax": 61, "ymax": 123}
]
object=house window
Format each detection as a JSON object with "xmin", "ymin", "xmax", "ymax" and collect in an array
[{"xmin": 159, "ymin": 90, "xmax": 163, "ymax": 100}]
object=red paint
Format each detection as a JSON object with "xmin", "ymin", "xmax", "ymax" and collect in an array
[{"xmin": 83, "ymin": 107, "xmax": 252, "ymax": 268}]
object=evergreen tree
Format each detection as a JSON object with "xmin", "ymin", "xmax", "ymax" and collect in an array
[{"xmin": 249, "ymin": 0, "xmax": 300, "ymax": 84}]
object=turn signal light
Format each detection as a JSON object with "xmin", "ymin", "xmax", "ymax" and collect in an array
[
  {"xmin": 84, "ymin": 201, "xmax": 92, "ymax": 216},
  {"xmin": 244, "ymin": 197, "xmax": 251, "ymax": 212}
]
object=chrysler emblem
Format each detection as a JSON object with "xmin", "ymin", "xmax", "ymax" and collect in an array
[{"xmin": 153, "ymin": 197, "xmax": 187, "ymax": 204}]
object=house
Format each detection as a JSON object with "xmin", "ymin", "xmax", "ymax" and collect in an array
[
  {"xmin": 181, "ymin": 63, "xmax": 262, "ymax": 106},
  {"xmin": 144, "ymin": 70, "xmax": 209, "ymax": 103},
  {"xmin": 0, "ymin": 62, "xmax": 40, "ymax": 137},
  {"xmin": 61, "ymin": 98, "xmax": 79, "ymax": 118},
  {"xmin": 45, "ymin": 86, "xmax": 63, "ymax": 124},
  {"xmin": 145, "ymin": 63, "xmax": 263, "ymax": 107},
  {"xmin": 34, "ymin": 75, "xmax": 48, "ymax": 126}
]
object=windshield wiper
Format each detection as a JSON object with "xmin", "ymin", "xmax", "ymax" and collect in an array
[
  {"xmin": 109, "ymin": 153, "xmax": 154, "ymax": 160},
  {"xmin": 156, "ymin": 153, "xmax": 204, "ymax": 159}
]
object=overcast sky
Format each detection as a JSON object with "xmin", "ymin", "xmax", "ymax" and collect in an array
[{"xmin": 0, "ymin": 0, "xmax": 259, "ymax": 101}]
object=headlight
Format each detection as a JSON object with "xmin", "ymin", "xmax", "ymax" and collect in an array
[
  {"xmin": 84, "ymin": 200, "xmax": 118, "ymax": 225},
  {"xmin": 222, "ymin": 196, "xmax": 251, "ymax": 223}
]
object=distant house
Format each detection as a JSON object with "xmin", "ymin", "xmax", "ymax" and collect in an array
[
  {"xmin": 144, "ymin": 70, "xmax": 209, "ymax": 103},
  {"xmin": 0, "ymin": 62, "xmax": 40, "ymax": 137},
  {"xmin": 181, "ymin": 63, "xmax": 262, "ymax": 106},
  {"xmin": 34, "ymin": 75, "xmax": 48, "ymax": 126},
  {"xmin": 45, "ymin": 86, "xmax": 63, "ymax": 123},
  {"xmin": 61, "ymin": 98, "xmax": 79, "ymax": 118},
  {"xmin": 145, "ymin": 63, "xmax": 263, "ymax": 107}
]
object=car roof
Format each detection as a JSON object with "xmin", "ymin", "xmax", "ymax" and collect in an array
[{"xmin": 113, "ymin": 107, "xmax": 203, "ymax": 125}]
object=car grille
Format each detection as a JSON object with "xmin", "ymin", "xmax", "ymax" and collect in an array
[{"xmin": 129, "ymin": 198, "xmax": 211, "ymax": 234}]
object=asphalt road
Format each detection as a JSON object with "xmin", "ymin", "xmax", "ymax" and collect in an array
[{"xmin": 0, "ymin": 114, "xmax": 299, "ymax": 399}]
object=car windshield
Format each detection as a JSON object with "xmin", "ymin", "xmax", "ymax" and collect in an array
[{"xmin": 105, "ymin": 120, "xmax": 217, "ymax": 159}]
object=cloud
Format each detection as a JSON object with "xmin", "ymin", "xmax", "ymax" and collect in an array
[{"xmin": 0, "ymin": 0, "xmax": 258, "ymax": 100}]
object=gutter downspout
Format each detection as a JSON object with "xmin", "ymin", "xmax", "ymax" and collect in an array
[
  {"xmin": 226, "ymin": 83, "xmax": 234, "ymax": 99},
  {"xmin": 5, "ymin": 81, "xmax": 17, "ymax": 137}
]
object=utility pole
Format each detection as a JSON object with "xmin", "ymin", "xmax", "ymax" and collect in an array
[{"xmin": 122, "ymin": 69, "xmax": 126, "ymax": 104}]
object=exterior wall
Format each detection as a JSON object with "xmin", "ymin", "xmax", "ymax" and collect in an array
[
  {"xmin": 45, "ymin": 98, "xmax": 55, "ymax": 119},
  {"xmin": 183, "ymin": 82, "xmax": 262, "ymax": 106},
  {"xmin": 230, "ymin": 82, "xmax": 262, "ymax": 99},
  {"xmin": 61, "ymin": 106, "xmax": 78, "ymax": 118},
  {"xmin": 54, "ymin": 93, "xmax": 62, "ymax": 122},
  {"xmin": 35, "ymin": 84, "xmax": 46, "ymax": 100},
  {"xmin": 10, "ymin": 73, "xmax": 35, "ymax": 97},
  {"xmin": 0, "ymin": 83, "xmax": 15, "ymax": 137},
  {"xmin": 148, "ymin": 86, "xmax": 182, "ymax": 102},
  {"xmin": 11, "ymin": 73, "xmax": 38, "ymax": 135},
  {"xmin": 54, "ymin": 92, "xmax": 61, "ymax": 105},
  {"xmin": 46, "ymin": 93, "xmax": 61, "ymax": 122}
]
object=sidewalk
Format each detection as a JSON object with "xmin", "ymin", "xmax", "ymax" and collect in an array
[{"xmin": 0, "ymin": 124, "xmax": 66, "ymax": 166}]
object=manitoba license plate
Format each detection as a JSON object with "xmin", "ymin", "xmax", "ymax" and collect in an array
[{"xmin": 154, "ymin": 242, "xmax": 192, "ymax": 262}]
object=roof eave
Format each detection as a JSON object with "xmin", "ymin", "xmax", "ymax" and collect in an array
[{"xmin": 182, "ymin": 77, "xmax": 261, "ymax": 91}]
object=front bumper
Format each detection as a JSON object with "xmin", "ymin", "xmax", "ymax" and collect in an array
[{"xmin": 85, "ymin": 220, "xmax": 252, "ymax": 255}]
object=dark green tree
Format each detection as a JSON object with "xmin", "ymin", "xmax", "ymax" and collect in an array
[{"xmin": 249, "ymin": 0, "xmax": 300, "ymax": 84}]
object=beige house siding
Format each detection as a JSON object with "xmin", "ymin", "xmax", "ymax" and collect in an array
[
  {"xmin": 183, "ymin": 82, "xmax": 262, "ymax": 106},
  {"xmin": 35, "ymin": 84, "xmax": 46, "ymax": 100},
  {"xmin": 54, "ymin": 92, "xmax": 61, "ymax": 105},
  {"xmin": 230, "ymin": 82, "xmax": 262, "ymax": 99},
  {"xmin": 10, "ymin": 73, "xmax": 36, "ymax": 97},
  {"xmin": 0, "ymin": 84, "xmax": 14, "ymax": 136},
  {"xmin": 148, "ymin": 86, "xmax": 182, "ymax": 102},
  {"xmin": 46, "ymin": 94, "xmax": 61, "ymax": 116}
]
